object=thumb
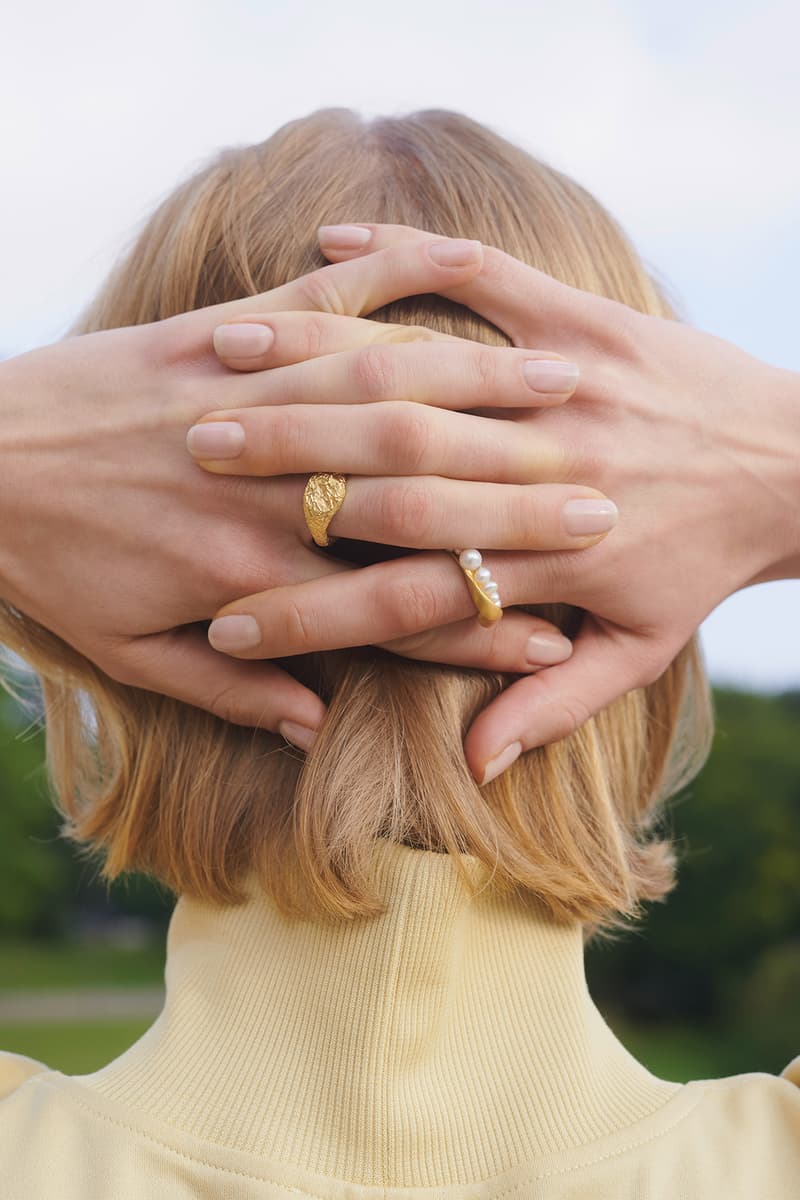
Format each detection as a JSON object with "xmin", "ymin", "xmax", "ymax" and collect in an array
[
  {"xmin": 105, "ymin": 625, "xmax": 326, "ymax": 751},
  {"xmin": 465, "ymin": 617, "xmax": 662, "ymax": 785}
]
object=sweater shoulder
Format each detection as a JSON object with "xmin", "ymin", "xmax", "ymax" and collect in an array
[
  {"xmin": 0, "ymin": 1050, "xmax": 51, "ymax": 1100},
  {"xmin": 679, "ymin": 1062, "xmax": 800, "ymax": 1150}
]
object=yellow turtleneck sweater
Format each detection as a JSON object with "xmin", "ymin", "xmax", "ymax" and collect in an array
[{"xmin": 1, "ymin": 838, "xmax": 798, "ymax": 1197}]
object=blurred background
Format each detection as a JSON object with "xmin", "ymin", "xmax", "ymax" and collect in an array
[{"xmin": 1, "ymin": 0, "xmax": 798, "ymax": 1079}]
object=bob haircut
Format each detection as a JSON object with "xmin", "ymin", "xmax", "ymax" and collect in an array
[{"xmin": 0, "ymin": 109, "xmax": 713, "ymax": 934}]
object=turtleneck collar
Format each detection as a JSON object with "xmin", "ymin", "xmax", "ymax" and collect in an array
[{"xmin": 75, "ymin": 839, "xmax": 681, "ymax": 1189}]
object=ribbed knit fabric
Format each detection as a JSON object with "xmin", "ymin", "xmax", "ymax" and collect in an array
[{"xmin": 2, "ymin": 837, "xmax": 799, "ymax": 1198}]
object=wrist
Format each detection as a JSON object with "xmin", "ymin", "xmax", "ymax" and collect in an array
[
  {"xmin": 745, "ymin": 364, "xmax": 800, "ymax": 584},
  {"xmin": 0, "ymin": 353, "xmax": 37, "ymax": 604}
]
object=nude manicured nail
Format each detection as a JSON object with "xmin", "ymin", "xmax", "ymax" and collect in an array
[
  {"xmin": 213, "ymin": 323, "xmax": 274, "ymax": 358},
  {"xmin": 186, "ymin": 421, "xmax": 245, "ymax": 459},
  {"xmin": 562, "ymin": 498, "xmax": 619, "ymax": 536},
  {"xmin": 525, "ymin": 632, "xmax": 573, "ymax": 666},
  {"xmin": 208, "ymin": 615, "xmax": 261, "ymax": 652},
  {"xmin": 427, "ymin": 239, "xmax": 482, "ymax": 267},
  {"xmin": 279, "ymin": 720, "xmax": 319, "ymax": 753},
  {"xmin": 318, "ymin": 224, "xmax": 372, "ymax": 248},
  {"xmin": 480, "ymin": 741, "xmax": 523, "ymax": 786},
  {"xmin": 523, "ymin": 360, "xmax": 580, "ymax": 394}
]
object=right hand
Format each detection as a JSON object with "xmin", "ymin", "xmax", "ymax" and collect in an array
[{"xmin": 204, "ymin": 225, "xmax": 800, "ymax": 780}]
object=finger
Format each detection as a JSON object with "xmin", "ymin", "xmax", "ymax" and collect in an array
[
  {"xmin": 212, "ymin": 310, "xmax": 465, "ymax": 373},
  {"xmin": 317, "ymin": 223, "xmax": 619, "ymax": 349},
  {"xmin": 464, "ymin": 618, "xmax": 663, "ymax": 784},
  {"xmin": 186, "ymin": 402, "xmax": 570, "ymax": 484},
  {"xmin": 204, "ymin": 549, "xmax": 567, "ymax": 660},
  {"xmin": 380, "ymin": 609, "xmax": 574, "ymax": 673},
  {"xmin": 324, "ymin": 478, "xmax": 618, "ymax": 552},
  {"xmin": 211, "ymin": 340, "xmax": 580, "ymax": 413},
  {"xmin": 166, "ymin": 238, "xmax": 485, "ymax": 357},
  {"xmin": 205, "ymin": 471, "xmax": 616, "ymax": 554},
  {"xmin": 107, "ymin": 625, "xmax": 327, "ymax": 748}
]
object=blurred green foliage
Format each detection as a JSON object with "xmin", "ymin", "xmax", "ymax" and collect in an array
[
  {"xmin": 585, "ymin": 686, "xmax": 800, "ymax": 1070},
  {"xmin": 1, "ymin": 684, "xmax": 798, "ymax": 1073},
  {"xmin": 0, "ymin": 940, "xmax": 165, "ymax": 990}
]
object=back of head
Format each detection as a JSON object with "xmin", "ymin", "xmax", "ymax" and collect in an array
[{"xmin": 0, "ymin": 109, "xmax": 712, "ymax": 933}]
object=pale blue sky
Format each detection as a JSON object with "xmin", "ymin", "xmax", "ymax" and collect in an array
[{"xmin": 1, "ymin": 0, "xmax": 798, "ymax": 689}]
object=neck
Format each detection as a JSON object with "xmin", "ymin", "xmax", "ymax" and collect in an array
[{"xmin": 78, "ymin": 839, "xmax": 678, "ymax": 1187}]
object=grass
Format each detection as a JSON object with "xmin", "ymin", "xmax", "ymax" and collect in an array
[
  {"xmin": 1, "ymin": 1014, "xmax": 785, "ymax": 1082},
  {"xmin": 0, "ymin": 939, "xmax": 165, "ymax": 991},
  {"xmin": 0, "ymin": 1020, "xmax": 151, "ymax": 1075}
]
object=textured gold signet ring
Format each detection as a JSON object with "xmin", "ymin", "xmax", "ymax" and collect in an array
[
  {"xmin": 303, "ymin": 473, "xmax": 348, "ymax": 547},
  {"xmin": 452, "ymin": 549, "xmax": 503, "ymax": 628}
]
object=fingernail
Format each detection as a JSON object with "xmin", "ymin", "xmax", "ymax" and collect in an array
[
  {"xmin": 480, "ymin": 741, "xmax": 523, "ymax": 786},
  {"xmin": 523, "ymin": 360, "xmax": 579, "ymax": 394},
  {"xmin": 525, "ymin": 632, "xmax": 573, "ymax": 666},
  {"xmin": 278, "ymin": 719, "xmax": 318, "ymax": 753},
  {"xmin": 562, "ymin": 498, "xmax": 619, "ymax": 536},
  {"xmin": 208, "ymin": 614, "xmax": 261, "ymax": 652},
  {"xmin": 427, "ymin": 239, "xmax": 482, "ymax": 267},
  {"xmin": 186, "ymin": 421, "xmax": 245, "ymax": 459},
  {"xmin": 213, "ymin": 323, "xmax": 274, "ymax": 358},
  {"xmin": 318, "ymin": 224, "xmax": 372, "ymax": 248}
]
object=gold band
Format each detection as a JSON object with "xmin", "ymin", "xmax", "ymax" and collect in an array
[
  {"xmin": 303, "ymin": 473, "xmax": 348, "ymax": 547},
  {"xmin": 451, "ymin": 549, "xmax": 503, "ymax": 627}
]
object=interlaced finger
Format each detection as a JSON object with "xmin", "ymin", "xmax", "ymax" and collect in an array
[
  {"xmin": 165, "ymin": 238, "xmax": 486, "ymax": 357},
  {"xmin": 187, "ymin": 402, "xmax": 569, "ymax": 484},
  {"xmin": 212, "ymin": 310, "xmax": 466, "ymax": 373},
  {"xmin": 218, "ymin": 339, "xmax": 580, "ymax": 413},
  {"xmin": 317, "ymin": 223, "xmax": 634, "ymax": 352}
]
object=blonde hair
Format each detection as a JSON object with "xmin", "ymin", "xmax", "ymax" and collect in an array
[{"xmin": 0, "ymin": 109, "xmax": 713, "ymax": 933}]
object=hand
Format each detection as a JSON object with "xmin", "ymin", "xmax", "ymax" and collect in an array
[
  {"xmin": 210, "ymin": 223, "xmax": 800, "ymax": 781},
  {"xmin": 0, "ymin": 238, "xmax": 610, "ymax": 749}
]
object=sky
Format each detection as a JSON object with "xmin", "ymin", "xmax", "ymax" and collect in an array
[{"xmin": 1, "ymin": 0, "xmax": 798, "ymax": 690}]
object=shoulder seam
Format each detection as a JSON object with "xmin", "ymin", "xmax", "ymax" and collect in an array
[{"xmin": 33, "ymin": 1075, "xmax": 710, "ymax": 1196}]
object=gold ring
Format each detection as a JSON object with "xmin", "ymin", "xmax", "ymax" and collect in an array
[
  {"xmin": 303, "ymin": 473, "xmax": 348, "ymax": 547},
  {"xmin": 452, "ymin": 549, "xmax": 503, "ymax": 627}
]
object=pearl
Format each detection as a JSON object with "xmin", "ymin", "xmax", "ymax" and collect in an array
[
  {"xmin": 485, "ymin": 583, "xmax": 499, "ymax": 598},
  {"xmin": 459, "ymin": 549, "xmax": 482, "ymax": 571},
  {"xmin": 475, "ymin": 566, "xmax": 492, "ymax": 585},
  {"xmin": 490, "ymin": 593, "xmax": 502, "ymax": 607}
]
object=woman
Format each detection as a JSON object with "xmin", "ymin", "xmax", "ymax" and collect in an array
[{"xmin": 1, "ymin": 109, "xmax": 798, "ymax": 1197}]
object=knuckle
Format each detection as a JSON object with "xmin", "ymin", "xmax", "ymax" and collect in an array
[
  {"xmin": 351, "ymin": 344, "xmax": 398, "ymax": 402},
  {"xmin": 295, "ymin": 269, "xmax": 346, "ymax": 316},
  {"xmin": 376, "ymin": 323, "xmax": 439, "ymax": 345},
  {"xmin": 199, "ymin": 523, "xmax": 275, "ymax": 596},
  {"xmin": 471, "ymin": 346, "xmax": 499, "ymax": 394},
  {"xmin": 283, "ymin": 598, "xmax": 318, "ymax": 653},
  {"xmin": 211, "ymin": 549, "xmax": 263, "ymax": 598},
  {"xmin": 377, "ymin": 480, "xmax": 436, "ymax": 546},
  {"xmin": 96, "ymin": 648, "xmax": 139, "ymax": 688},
  {"xmin": 385, "ymin": 578, "xmax": 443, "ymax": 635},
  {"xmin": 301, "ymin": 313, "xmax": 329, "ymax": 360},
  {"xmin": 559, "ymin": 692, "xmax": 596, "ymax": 738},
  {"xmin": 509, "ymin": 488, "xmax": 544, "ymax": 547},
  {"xmin": 567, "ymin": 438, "xmax": 606, "ymax": 486},
  {"xmin": 265, "ymin": 407, "xmax": 304, "ymax": 473},
  {"xmin": 378, "ymin": 403, "xmax": 433, "ymax": 474},
  {"xmin": 590, "ymin": 295, "xmax": 642, "ymax": 360},
  {"xmin": 206, "ymin": 684, "xmax": 252, "ymax": 727},
  {"xmin": 148, "ymin": 313, "xmax": 187, "ymax": 367},
  {"xmin": 629, "ymin": 646, "xmax": 666, "ymax": 690}
]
